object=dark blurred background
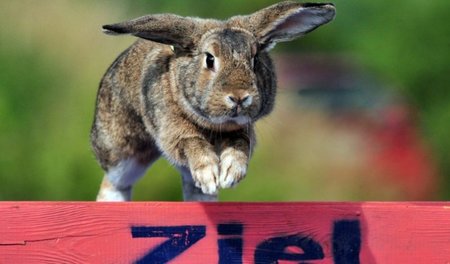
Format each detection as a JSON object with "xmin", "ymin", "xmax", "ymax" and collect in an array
[{"xmin": 0, "ymin": 0, "xmax": 448, "ymax": 201}]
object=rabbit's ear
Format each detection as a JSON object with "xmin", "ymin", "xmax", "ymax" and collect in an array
[
  {"xmin": 102, "ymin": 14, "xmax": 199, "ymax": 51},
  {"xmin": 234, "ymin": 2, "xmax": 335, "ymax": 51}
]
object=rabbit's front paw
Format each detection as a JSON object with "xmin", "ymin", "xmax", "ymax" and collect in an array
[
  {"xmin": 190, "ymin": 154, "xmax": 220, "ymax": 194},
  {"xmin": 219, "ymin": 148, "xmax": 248, "ymax": 189}
]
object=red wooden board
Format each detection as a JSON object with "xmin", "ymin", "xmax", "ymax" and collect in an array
[{"xmin": 0, "ymin": 202, "xmax": 449, "ymax": 263}]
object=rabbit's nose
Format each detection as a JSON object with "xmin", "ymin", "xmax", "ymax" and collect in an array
[{"xmin": 226, "ymin": 94, "xmax": 252, "ymax": 108}]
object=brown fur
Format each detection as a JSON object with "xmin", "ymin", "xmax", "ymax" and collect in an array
[{"xmin": 91, "ymin": 1, "xmax": 335, "ymax": 200}]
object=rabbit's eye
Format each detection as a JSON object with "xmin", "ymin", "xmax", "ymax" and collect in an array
[{"xmin": 205, "ymin": 52, "xmax": 215, "ymax": 70}]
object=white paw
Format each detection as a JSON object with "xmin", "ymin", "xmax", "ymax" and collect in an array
[
  {"xmin": 96, "ymin": 188, "xmax": 130, "ymax": 202},
  {"xmin": 190, "ymin": 155, "xmax": 219, "ymax": 195},
  {"xmin": 219, "ymin": 148, "xmax": 248, "ymax": 189},
  {"xmin": 96, "ymin": 182, "xmax": 131, "ymax": 202}
]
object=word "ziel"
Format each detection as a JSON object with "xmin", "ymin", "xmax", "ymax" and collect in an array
[{"xmin": 131, "ymin": 220, "xmax": 361, "ymax": 264}]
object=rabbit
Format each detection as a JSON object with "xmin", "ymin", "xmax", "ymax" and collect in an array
[{"xmin": 91, "ymin": 1, "xmax": 335, "ymax": 201}]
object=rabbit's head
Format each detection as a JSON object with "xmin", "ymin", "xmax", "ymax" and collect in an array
[{"xmin": 103, "ymin": 2, "xmax": 335, "ymax": 129}]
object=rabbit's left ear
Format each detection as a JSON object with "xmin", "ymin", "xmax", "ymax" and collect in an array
[
  {"xmin": 231, "ymin": 2, "xmax": 335, "ymax": 51},
  {"xmin": 102, "ymin": 14, "xmax": 200, "ymax": 51}
]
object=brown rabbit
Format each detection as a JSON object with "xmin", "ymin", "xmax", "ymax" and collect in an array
[{"xmin": 91, "ymin": 1, "xmax": 335, "ymax": 201}]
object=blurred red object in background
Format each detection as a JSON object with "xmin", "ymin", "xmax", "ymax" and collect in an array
[
  {"xmin": 369, "ymin": 105, "xmax": 437, "ymax": 199},
  {"xmin": 276, "ymin": 54, "xmax": 438, "ymax": 200}
]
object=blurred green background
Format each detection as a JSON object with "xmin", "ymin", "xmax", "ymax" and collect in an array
[{"xmin": 0, "ymin": 0, "xmax": 448, "ymax": 201}]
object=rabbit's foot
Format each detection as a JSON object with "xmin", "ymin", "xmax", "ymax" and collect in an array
[
  {"xmin": 190, "ymin": 154, "xmax": 219, "ymax": 194},
  {"xmin": 219, "ymin": 148, "xmax": 248, "ymax": 189}
]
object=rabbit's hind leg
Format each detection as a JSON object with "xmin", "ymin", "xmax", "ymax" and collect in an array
[{"xmin": 96, "ymin": 158, "xmax": 152, "ymax": 201}]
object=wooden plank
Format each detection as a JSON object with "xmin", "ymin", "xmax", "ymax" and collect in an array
[{"xmin": 0, "ymin": 202, "xmax": 449, "ymax": 263}]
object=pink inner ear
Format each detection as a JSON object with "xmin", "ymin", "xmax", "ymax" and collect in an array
[
  {"xmin": 276, "ymin": 16, "xmax": 301, "ymax": 32},
  {"xmin": 270, "ymin": 8, "xmax": 334, "ymax": 40}
]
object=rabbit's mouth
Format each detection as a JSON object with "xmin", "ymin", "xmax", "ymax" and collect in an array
[{"xmin": 209, "ymin": 115, "xmax": 251, "ymax": 125}]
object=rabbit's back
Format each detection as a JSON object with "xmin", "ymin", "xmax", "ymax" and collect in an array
[
  {"xmin": 91, "ymin": 39, "xmax": 168, "ymax": 170},
  {"xmin": 104, "ymin": 40, "xmax": 171, "ymax": 113}
]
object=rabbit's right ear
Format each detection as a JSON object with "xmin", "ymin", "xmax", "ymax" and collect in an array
[{"xmin": 102, "ymin": 14, "xmax": 200, "ymax": 51}]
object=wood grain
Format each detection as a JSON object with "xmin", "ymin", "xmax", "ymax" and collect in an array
[{"xmin": 0, "ymin": 202, "xmax": 449, "ymax": 263}]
